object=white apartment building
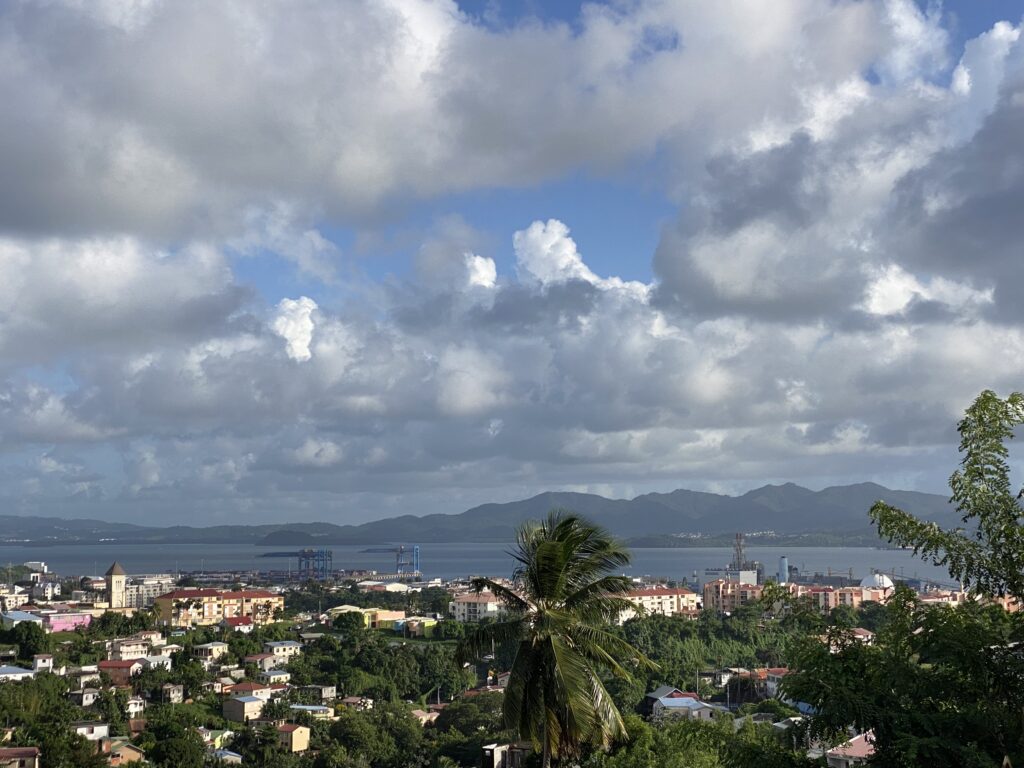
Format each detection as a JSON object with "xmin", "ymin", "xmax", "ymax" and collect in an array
[
  {"xmin": 263, "ymin": 641, "xmax": 303, "ymax": 662},
  {"xmin": 449, "ymin": 592, "xmax": 504, "ymax": 623},
  {"xmin": 110, "ymin": 639, "xmax": 150, "ymax": 661},
  {"xmin": 123, "ymin": 575, "xmax": 178, "ymax": 609},
  {"xmin": 31, "ymin": 582, "xmax": 61, "ymax": 601},
  {"xmin": 619, "ymin": 587, "xmax": 701, "ymax": 624}
]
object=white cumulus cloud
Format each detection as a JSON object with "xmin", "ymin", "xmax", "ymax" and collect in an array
[{"xmin": 272, "ymin": 297, "xmax": 318, "ymax": 362}]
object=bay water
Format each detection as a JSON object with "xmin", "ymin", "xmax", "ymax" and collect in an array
[{"xmin": 0, "ymin": 541, "xmax": 954, "ymax": 585}]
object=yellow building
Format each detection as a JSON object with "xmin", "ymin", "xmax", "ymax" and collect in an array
[
  {"xmin": 327, "ymin": 605, "xmax": 406, "ymax": 629},
  {"xmin": 277, "ymin": 724, "xmax": 310, "ymax": 753}
]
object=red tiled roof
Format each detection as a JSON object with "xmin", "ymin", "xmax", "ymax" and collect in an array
[
  {"xmin": 224, "ymin": 616, "xmax": 254, "ymax": 625},
  {"xmin": 277, "ymin": 724, "xmax": 301, "ymax": 732}
]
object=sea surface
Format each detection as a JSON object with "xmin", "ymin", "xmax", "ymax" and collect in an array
[{"xmin": 0, "ymin": 541, "xmax": 956, "ymax": 585}]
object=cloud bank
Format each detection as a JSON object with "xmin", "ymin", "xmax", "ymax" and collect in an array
[{"xmin": 1, "ymin": 0, "xmax": 1023, "ymax": 524}]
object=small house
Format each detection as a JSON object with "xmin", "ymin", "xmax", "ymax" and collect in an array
[
  {"xmin": 223, "ymin": 695, "xmax": 265, "ymax": 723},
  {"xmin": 277, "ymin": 723, "xmax": 310, "ymax": 753}
]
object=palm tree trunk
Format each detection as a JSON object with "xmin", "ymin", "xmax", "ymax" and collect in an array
[{"xmin": 542, "ymin": 733, "xmax": 551, "ymax": 768}]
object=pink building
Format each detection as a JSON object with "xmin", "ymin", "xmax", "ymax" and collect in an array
[{"xmin": 44, "ymin": 612, "xmax": 93, "ymax": 633}]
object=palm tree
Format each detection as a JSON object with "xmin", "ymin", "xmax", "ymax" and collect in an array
[{"xmin": 458, "ymin": 511, "xmax": 656, "ymax": 767}]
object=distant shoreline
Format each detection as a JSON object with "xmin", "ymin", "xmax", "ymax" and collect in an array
[{"xmin": 0, "ymin": 536, "xmax": 896, "ymax": 549}]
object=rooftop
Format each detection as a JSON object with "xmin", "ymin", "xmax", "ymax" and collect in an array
[
  {"xmin": 0, "ymin": 747, "xmax": 41, "ymax": 758},
  {"xmin": 0, "ymin": 665, "xmax": 33, "ymax": 675},
  {"xmin": 827, "ymin": 731, "xmax": 875, "ymax": 759},
  {"xmin": 453, "ymin": 592, "xmax": 500, "ymax": 603}
]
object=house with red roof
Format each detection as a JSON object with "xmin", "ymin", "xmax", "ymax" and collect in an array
[
  {"xmin": 277, "ymin": 723, "xmax": 310, "ymax": 753},
  {"xmin": 826, "ymin": 731, "xmax": 874, "ymax": 767},
  {"xmin": 221, "ymin": 616, "xmax": 254, "ymax": 633}
]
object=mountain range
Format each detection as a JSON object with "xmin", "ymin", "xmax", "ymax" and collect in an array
[{"xmin": 0, "ymin": 482, "xmax": 959, "ymax": 547}]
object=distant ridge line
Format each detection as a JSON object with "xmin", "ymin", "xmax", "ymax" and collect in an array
[{"xmin": 0, "ymin": 482, "xmax": 956, "ymax": 546}]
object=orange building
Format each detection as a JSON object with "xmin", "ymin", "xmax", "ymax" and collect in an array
[{"xmin": 702, "ymin": 580, "xmax": 765, "ymax": 614}]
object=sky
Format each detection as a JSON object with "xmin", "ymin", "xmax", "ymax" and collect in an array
[{"xmin": 1, "ymin": 0, "xmax": 1023, "ymax": 526}]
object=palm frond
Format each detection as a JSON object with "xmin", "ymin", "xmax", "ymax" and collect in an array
[
  {"xmin": 456, "ymin": 618, "xmax": 525, "ymax": 664},
  {"xmin": 469, "ymin": 577, "xmax": 529, "ymax": 613}
]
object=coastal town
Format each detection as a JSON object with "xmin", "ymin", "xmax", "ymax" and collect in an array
[{"xmin": 1, "ymin": 532, "xmax": 1015, "ymax": 768}]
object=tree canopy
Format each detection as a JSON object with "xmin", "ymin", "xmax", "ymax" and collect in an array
[{"xmin": 871, "ymin": 389, "xmax": 1024, "ymax": 598}]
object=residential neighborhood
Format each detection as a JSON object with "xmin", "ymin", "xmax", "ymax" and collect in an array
[{"xmin": 0, "ymin": 552, "xmax": 995, "ymax": 766}]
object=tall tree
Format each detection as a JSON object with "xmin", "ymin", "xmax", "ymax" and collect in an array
[
  {"xmin": 458, "ymin": 511, "xmax": 656, "ymax": 767},
  {"xmin": 785, "ymin": 391, "xmax": 1024, "ymax": 767},
  {"xmin": 871, "ymin": 389, "xmax": 1024, "ymax": 598}
]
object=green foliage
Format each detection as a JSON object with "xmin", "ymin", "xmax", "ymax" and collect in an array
[
  {"xmin": 617, "ymin": 610, "xmax": 800, "ymax": 703},
  {"xmin": 333, "ymin": 612, "xmax": 368, "ymax": 637},
  {"xmin": 799, "ymin": 389, "xmax": 1024, "ymax": 767},
  {"xmin": 95, "ymin": 688, "xmax": 128, "ymax": 735},
  {"xmin": 287, "ymin": 584, "xmax": 452, "ymax": 618},
  {"xmin": 581, "ymin": 715, "xmax": 814, "ymax": 768},
  {"xmin": 326, "ymin": 704, "xmax": 425, "ymax": 768},
  {"xmin": 435, "ymin": 621, "xmax": 465, "ymax": 641},
  {"xmin": 736, "ymin": 698, "xmax": 798, "ymax": 720},
  {"xmin": 150, "ymin": 732, "xmax": 207, "ymax": 768},
  {"xmin": 458, "ymin": 511, "xmax": 656, "ymax": 765},
  {"xmin": 785, "ymin": 588, "xmax": 1024, "ymax": 767},
  {"xmin": 12, "ymin": 620, "xmax": 50, "ymax": 660},
  {"xmin": 0, "ymin": 675, "xmax": 107, "ymax": 767},
  {"xmin": 431, "ymin": 691, "xmax": 513, "ymax": 766},
  {"xmin": 871, "ymin": 389, "xmax": 1024, "ymax": 598}
]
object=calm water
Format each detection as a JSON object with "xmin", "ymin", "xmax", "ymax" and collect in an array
[{"xmin": 0, "ymin": 541, "xmax": 954, "ymax": 584}]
